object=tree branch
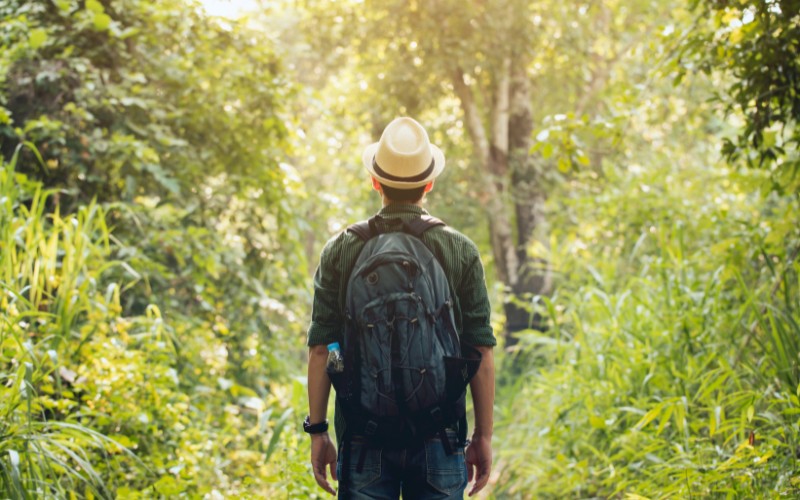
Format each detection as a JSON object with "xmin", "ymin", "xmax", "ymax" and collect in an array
[
  {"xmin": 489, "ymin": 56, "xmax": 511, "ymax": 177},
  {"xmin": 451, "ymin": 66, "xmax": 490, "ymax": 168}
]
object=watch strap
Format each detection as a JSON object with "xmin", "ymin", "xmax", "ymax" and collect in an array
[{"xmin": 303, "ymin": 415, "xmax": 329, "ymax": 434}]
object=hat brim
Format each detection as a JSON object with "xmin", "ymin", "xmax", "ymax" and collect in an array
[{"xmin": 362, "ymin": 142, "xmax": 446, "ymax": 189}]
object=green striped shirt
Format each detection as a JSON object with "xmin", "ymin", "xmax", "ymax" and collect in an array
[{"xmin": 307, "ymin": 203, "xmax": 495, "ymax": 347}]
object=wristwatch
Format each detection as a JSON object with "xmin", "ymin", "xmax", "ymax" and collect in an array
[{"xmin": 303, "ymin": 415, "xmax": 329, "ymax": 434}]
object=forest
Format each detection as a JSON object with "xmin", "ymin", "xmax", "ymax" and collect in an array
[{"xmin": 1, "ymin": 0, "xmax": 799, "ymax": 498}]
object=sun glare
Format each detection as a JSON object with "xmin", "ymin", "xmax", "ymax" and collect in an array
[{"xmin": 197, "ymin": 0, "xmax": 259, "ymax": 19}]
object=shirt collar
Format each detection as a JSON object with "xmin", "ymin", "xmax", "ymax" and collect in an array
[{"xmin": 377, "ymin": 204, "xmax": 429, "ymax": 217}]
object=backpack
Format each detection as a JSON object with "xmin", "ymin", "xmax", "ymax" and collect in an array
[{"xmin": 327, "ymin": 214, "xmax": 482, "ymax": 457}]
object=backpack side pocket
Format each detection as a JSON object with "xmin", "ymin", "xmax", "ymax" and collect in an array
[
  {"xmin": 327, "ymin": 368, "xmax": 346, "ymax": 394},
  {"xmin": 443, "ymin": 344, "xmax": 482, "ymax": 403}
]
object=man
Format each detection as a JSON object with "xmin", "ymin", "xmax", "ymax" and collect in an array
[{"xmin": 306, "ymin": 117, "xmax": 496, "ymax": 499}]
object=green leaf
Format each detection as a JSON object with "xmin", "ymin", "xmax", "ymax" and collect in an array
[
  {"xmin": 589, "ymin": 414, "xmax": 606, "ymax": 430},
  {"xmin": 708, "ymin": 407, "xmax": 716, "ymax": 437},
  {"xmin": 541, "ymin": 142, "xmax": 554, "ymax": 160},
  {"xmin": 657, "ymin": 404, "xmax": 674, "ymax": 434},
  {"xmin": 230, "ymin": 384, "xmax": 258, "ymax": 398},
  {"xmin": 7, "ymin": 450, "xmax": 23, "ymax": 494},
  {"xmin": 109, "ymin": 434, "xmax": 134, "ymax": 449},
  {"xmin": 0, "ymin": 107, "xmax": 11, "ymax": 125},
  {"xmin": 265, "ymin": 408, "xmax": 293, "ymax": 462},
  {"xmin": 86, "ymin": 0, "xmax": 104, "ymax": 13},
  {"xmin": 93, "ymin": 13, "xmax": 112, "ymax": 31},
  {"xmin": 153, "ymin": 476, "xmax": 185, "ymax": 496},
  {"xmin": 763, "ymin": 131, "xmax": 776, "ymax": 149},
  {"xmin": 634, "ymin": 404, "xmax": 663, "ymax": 431},
  {"xmin": 29, "ymin": 28, "xmax": 48, "ymax": 49}
]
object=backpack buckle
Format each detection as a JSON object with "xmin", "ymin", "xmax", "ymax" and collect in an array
[
  {"xmin": 364, "ymin": 420, "xmax": 378, "ymax": 436},
  {"xmin": 430, "ymin": 407, "xmax": 443, "ymax": 423}
]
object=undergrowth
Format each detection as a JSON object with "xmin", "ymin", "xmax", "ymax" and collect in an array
[{"xmin": 494, "ymin": 159, "xmax": 800, "ymax": 498}]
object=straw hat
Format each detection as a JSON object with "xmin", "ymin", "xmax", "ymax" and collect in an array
[{"xmin": 362, "ymin": 117, "xmax": 446, "ymax": 189}]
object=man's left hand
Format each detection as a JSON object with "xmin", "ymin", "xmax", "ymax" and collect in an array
[{"xmin": 465, "ymin": 434, "xmax": 492, "ymax": 497}]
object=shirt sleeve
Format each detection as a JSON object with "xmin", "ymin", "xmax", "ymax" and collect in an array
[
  {"xmin": 306, "ymin": 236, "xmax": 344, "ymax": 346},
  {"xmin": 458, "ymin": 250, "xmax": 496, "ymax": 347}
]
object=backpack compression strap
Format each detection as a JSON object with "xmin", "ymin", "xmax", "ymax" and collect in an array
[{"xmin": 347, "ymin": 214, "xmax": 446, "ymax": 241}]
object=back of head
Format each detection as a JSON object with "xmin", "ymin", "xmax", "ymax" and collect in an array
[{"xmin": 380, "ymin": 183, "xmax": 427, "ymax": 203}]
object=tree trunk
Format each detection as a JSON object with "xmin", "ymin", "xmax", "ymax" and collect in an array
[
  {"xmin": 452, "ymin": 61, "xmax": 552, "ymax": 348},
  {"xmin": 503, "ymin": 65, "xmax": 552, "ymax": 348},
  {"xmin": 451, "ymin": 65, "xmax": 517, "ymax": 287}
]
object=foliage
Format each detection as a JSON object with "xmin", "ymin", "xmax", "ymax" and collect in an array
[
  {"xmin": 0, "ymin": 0, "xmax": 289, "ymax": 206},
  {"xmin": 488, "ymin": 2, "xmax": 800, "ymax": 492},
  {"xmin": 677, "ymin": 0, "xmax": 800, "ymax": 191},
  {"xmin": 0, "ymin": 149, "xmax": 319, "ymax": 497},
  {"xmin": 479, "ymin": 0, "xmax": 800, "ymax": 495},
  {"xmin": 1, "ymin": 148, "xmax": 124, "ymax": 498},
  {"xmin": 495, "ymin": 128, "xmax": 800, "ymax": 498},
  {"xmin": 2, "ymin": 0, "xmax": 800, "ymax": 498},
  {"xmin": 0, "ymin": 0, "xmax": 319, "ymax": 497}
]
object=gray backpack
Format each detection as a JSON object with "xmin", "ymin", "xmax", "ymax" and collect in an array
[{"xmin": 328, "ymin": 215, "xmax": 482, "ymax": 455}]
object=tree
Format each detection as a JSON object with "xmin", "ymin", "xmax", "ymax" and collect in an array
[
  {"xmin": 0, "ymin": 0, "xmax": 308, "ymax": 392},
  {"xmin": 0, "ymin": 0, "xmax": 289, "ymax": 207},
  {"xmin": 678, "ymin": 0, "xmax": 800, "ymax": 192},
  {"xmin": 0, "ymin": 3, "xmax": 316, "ymax": 495}
]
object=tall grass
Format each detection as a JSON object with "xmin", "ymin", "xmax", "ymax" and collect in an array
[
  {"xmin": 493, "ymin": 161, "xmax": 800, "ymax": 498},
  {"xmin": 0, "ymin": 147, "xmax": 321, "ymax": 498},
  {"xmin": 0, "ymin": 149, "xmax": 133, "ymax": 498}
]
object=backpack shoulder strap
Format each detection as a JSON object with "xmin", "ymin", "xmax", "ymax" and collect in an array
[
  {"xmin": 347, "ymin": 220, "xmax": 372, "ymax": 241},
  {"xmin": 347, "ymin": 216, "xmax": 381, "ymax": 241},
  {"xmin": 404, "ymin": 215, "xmax": 446, "ymax": 238},
  {"xmin": 348, "ymin": 214, "xmax": 446, "ymax": 241}
]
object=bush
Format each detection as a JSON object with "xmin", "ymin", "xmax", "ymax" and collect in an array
[{"xmin": 0, "ymin": 150, "xmax": 317, "ymax": 498}]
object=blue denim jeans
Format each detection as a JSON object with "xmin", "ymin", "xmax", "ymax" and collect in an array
[{"xmin": 337, "ymin": 429, "xmax": 467, "ymax": 499}]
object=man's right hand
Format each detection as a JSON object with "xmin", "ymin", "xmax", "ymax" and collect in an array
[{"xmin": 311, "ymin": 432, "xmax": 338, "ymax": 495}]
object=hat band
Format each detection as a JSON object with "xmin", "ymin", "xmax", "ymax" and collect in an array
[{"xmin": 372, "ymin": 156, "xmax": 435, "ymax": 183}]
